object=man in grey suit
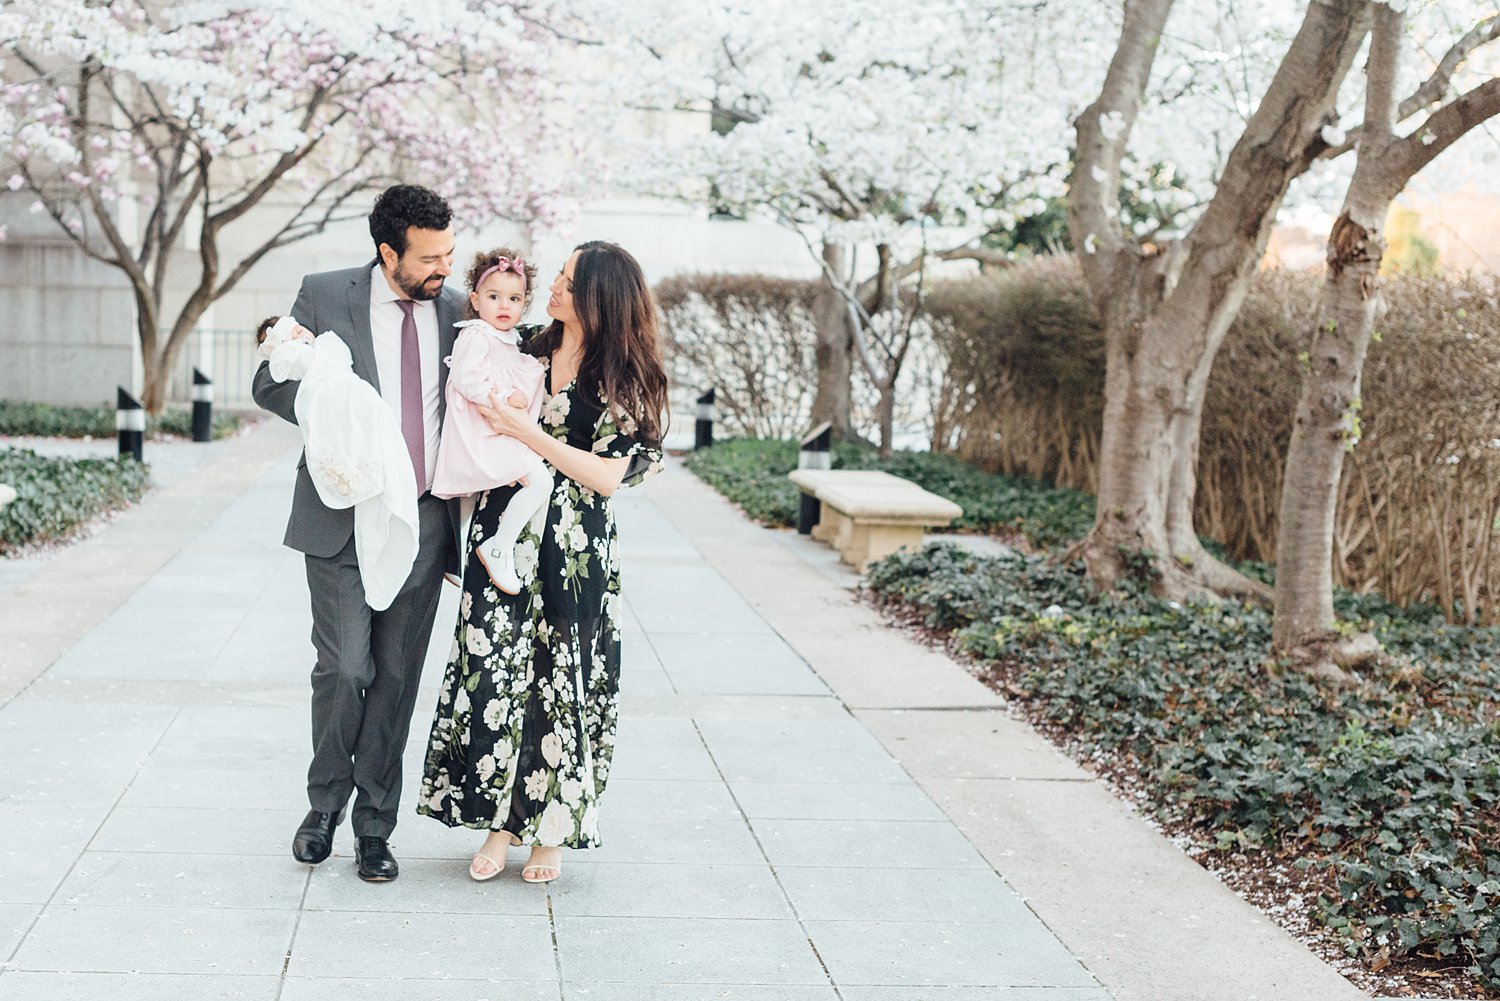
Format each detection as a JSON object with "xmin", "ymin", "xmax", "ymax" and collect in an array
[{"xmin": 253, "ymin": 184, "xmax": 463, "ymax": 882}]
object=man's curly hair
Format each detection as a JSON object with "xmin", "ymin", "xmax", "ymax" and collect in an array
[{"xmin": 368, "ymin": 184, "xmax": 452, "ymax": 257}]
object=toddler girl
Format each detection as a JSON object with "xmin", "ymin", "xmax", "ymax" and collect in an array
[{"xmin": 432, "ymin": 249, "xmax": 553, "ymax": 594}]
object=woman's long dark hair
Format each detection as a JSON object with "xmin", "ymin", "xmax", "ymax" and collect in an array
[{"xmin": 526, "ymin": 241, "xmax": 668, "ymax": 447}]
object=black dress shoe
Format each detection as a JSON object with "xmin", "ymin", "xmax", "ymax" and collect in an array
[
  {"xmin": 291, "ymin": 808, "xmax": 344, "ymax": 865},
  {"xmin": 355, "ymin": 835, "xmax": 399, "ymax": 882}
]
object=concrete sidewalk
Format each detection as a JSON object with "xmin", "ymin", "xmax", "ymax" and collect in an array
[{"xmin": 0, "ymin": 420, "xmax": 1370, "ymax": 1000}]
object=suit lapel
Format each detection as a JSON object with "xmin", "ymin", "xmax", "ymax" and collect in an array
[
  {"xmin": 347, "ymin": 265, "xmax": 380, "ymax": 394},
  {"xmin": 435, "ymin": 289, "xmax": 460, "ymax": 423}
]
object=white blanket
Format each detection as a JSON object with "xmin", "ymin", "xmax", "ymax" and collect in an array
[{"xmin": 281, "ymin": 332, "xmax": 419, "ymax": 611}]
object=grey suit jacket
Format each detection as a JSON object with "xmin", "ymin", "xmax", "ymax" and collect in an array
[{"xmin": 252, "ymin": 261, "xmax": 464, "ymax": 567}]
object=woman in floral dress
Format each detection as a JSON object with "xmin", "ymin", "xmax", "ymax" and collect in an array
[{"xmin": 417, "ymin": 241, "xmax": 667, "ymax": 883}]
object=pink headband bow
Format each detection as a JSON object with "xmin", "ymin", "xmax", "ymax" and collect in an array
[{"xmin": 477, "ymin": 256, "xmax": 526, "ymax": 289}]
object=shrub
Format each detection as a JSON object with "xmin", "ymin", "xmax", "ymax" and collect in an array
[
  {"xmin": 0, "ymin": 401, "xmax": 242, "ymax": 440},
  {"xmin": 656, "ymin": 273, "xmax": 950, "ymax": 448},
  {"xmin": 683, "ymin": 437, "xmax": 1094, "ymax": 548},
  {"xmin": 927, "ymin": 256, "xmax": 1104, "ymax": 486},
  {"xmin": 925, "ymin": 262, "xmax": 1500, "ymax": 622},
  {"xmin": 149, "ymin": 407, "xmax": 242, "ymax": 440},
  {"xmin": 656, "ymin": 276, "xmax": 822, "ymax": 440},
  {"xmin": 0, "ymin": 401, "xmax": 114, "ymax": 438},
  {"xmin": 867, "ymin": 542, "xmax": 1500, "ymax": 987},
  {"xmin": 0, "ymin": 448, "xmax": 151, "ymax": 553}
]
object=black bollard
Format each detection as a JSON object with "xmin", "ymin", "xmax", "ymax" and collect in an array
[
  {"xmin": 694, "ymin": 388, "xmax": 715, "ymax": 450},
  {"xmin": 116, "ymin": 387, "xmax": 144, "ymax": 462},
  {"xmin": 191, "ymin": 368, "xmax": 213, "ymax": 443},
  {"xmin": 796, "ymin": 420, "xmax": 833, "ymax": 535}
]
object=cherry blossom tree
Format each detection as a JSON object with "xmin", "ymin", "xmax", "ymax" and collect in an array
[
  {"xmin": 1274, "ymin": 5, "xmax": 1500, "ymax": 679},
  {"xmin": 0, "ymin": 0, "xmax": 568, "ymax": 412},
  {"xmin": 1070, "ymin": 0, "xmax": 1499, "ymax": 619},
  {"xmin": 1067, "ymin": 0, "xmax": 1500, "ymax": 661},
  {"xmin": 586, "ymin": 0, "xmax": 1095, "ymax": 447}
]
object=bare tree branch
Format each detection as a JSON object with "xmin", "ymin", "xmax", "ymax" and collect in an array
[
  {"xmin": 1399, "ymin": 14, "xmax": 1500, "ymax": 119},
  {"xmin": 1390, "ymin": 76, "xmax": 1500, "ymax": 191},
  {"xmin": 72, "ymin": 59, "xmax": 159, "ymax": 343},
  {"xmin": 1366, "ymin": 2, "xmax": 1402, "ymax": 145},
  {"xmin": 1317, "ymin": 12, "xmax": 1500, "ymax": 162}
]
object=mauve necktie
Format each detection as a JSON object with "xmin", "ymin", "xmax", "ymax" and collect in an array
[{"xmin": 396, "ymin": 300, "xmax": 426, "ymax": 494}]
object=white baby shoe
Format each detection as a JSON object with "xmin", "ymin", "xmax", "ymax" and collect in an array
[{"xmin": 475, "ymin": 537, "xmax": 522, "ymax": 595}]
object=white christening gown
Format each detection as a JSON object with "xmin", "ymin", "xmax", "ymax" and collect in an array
[{"xmin": 275, "ymin": 332, "xmax": 419, "ymax": 611}]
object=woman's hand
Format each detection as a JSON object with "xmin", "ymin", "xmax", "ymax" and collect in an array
[{"xmin": 476, "ymin": 391, "xmax": 536, "ymax": 441}]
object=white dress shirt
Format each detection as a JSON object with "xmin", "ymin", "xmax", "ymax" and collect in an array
[{"xmin": 369, "ymin": 264, "xmax": 441, "ymax": 493}]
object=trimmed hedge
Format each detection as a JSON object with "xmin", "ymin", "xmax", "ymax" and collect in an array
[
  {"xmin": 0, "ymin": 448, "xmax": 151, "ymax": 553},
  {"xmin": 0, "ymin": 401, "xmax": 242, "ymax": 440},
  {"xmin": 866, "ymin": 543, "xmax": 1500, "ymax": 988},
  {"xmin": 683, "ymin": 437, "xmax": 1094, "ymax": 548},
  {"xmin": 926, "ymin": 261, "xmax": 1500, "ymax": 622}
]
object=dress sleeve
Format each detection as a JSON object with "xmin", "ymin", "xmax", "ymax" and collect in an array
[
  {"xmin": 445, "ymin": 327, "xmax": 496, "ymax": 407},
  {"xmin": 590, "ymin": 398, "xmax": 664, "ymax": 489}
]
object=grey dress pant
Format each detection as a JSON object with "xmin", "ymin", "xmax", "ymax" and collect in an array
[{"xmin": 303, "ymin": 493, "xmax": 455, "ymax": 839}]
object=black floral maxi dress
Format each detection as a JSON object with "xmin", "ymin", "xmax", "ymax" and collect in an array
[{"xmin": 416, "ymin": 357, "xmax": 661, "ymax": 847}]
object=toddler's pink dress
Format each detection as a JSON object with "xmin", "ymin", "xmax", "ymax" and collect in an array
[{"xmin": 432, "ymin": 320, "xmax": 547, "ymax": 499}]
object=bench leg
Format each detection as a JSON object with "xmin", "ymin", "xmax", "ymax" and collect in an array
[
  {"xmin": 816, "ymin": 508, "xmax": 851, "ymax": 545},
  {"xmin": 842, "ymin": 524, "xmax": 926, "ymax": 570}
]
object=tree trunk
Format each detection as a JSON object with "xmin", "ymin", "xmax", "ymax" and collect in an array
[
  {"xmin": 1266, "ymin": 3, "xmax": 1500, "ymax": 678},
  {"xmin": 1163, "ymin": 325, "xmax": 1276, "ymax": 602},
  {"xmin": 811, "ymin": 241, "xmax": 856, "ymax": 440},
  {"xmin": 877, "ymin": 378, "xmax": 895, "ymax": 460},
  {"xmin": 1273, "ymin": 213, "xmax": 1382, "ymax": 660},
  {"xmin": 1071, "ymin": 0, "xmax": 1368, "ymax": 601},
  {"xmin": 138, "ymin": 276, "xmax": 215, "ymax": 415},
  {"xmin": 1076, "ymin": 253, "xmax": 1180, "ymax": 589},
  {"xmin": 1273, "ymin": 4, "xmax": 1406, "ymax": 679}
]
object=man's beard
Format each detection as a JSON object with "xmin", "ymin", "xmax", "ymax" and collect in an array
[{"xmin": 394, "ymin": 261, "xmax": 444, "ymax": 302}]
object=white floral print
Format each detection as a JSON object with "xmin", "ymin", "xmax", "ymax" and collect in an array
[
  {"xmin": 536, "ymin": 800, "xmax": 573, "ymax": 845},
  {"xmin": 540, "ymin": 731, "xmax": 564, "ymax": 768},
  {"xmin": 465, "ymin": 625, "xmax": 493, "ymax": 658},
  {"xmin": 540, "ymin": 392, "xmax": 570, "ymax": 426}
]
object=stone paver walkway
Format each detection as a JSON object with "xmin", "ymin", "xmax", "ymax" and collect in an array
[{"xmin": 0, "ymin": 420, "xmax": 1108, "ymax": 1000}]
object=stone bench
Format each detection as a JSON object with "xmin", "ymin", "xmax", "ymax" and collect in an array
[{"xmin": 788, "ymin": 468, "xmax": 963, "ymax": 570}]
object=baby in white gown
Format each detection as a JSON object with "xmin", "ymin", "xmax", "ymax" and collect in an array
[{"xmin": 255, "ymin": 315, "xmax": 419, "ymax": 612}]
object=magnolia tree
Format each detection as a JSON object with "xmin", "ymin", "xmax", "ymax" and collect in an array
[
  {"xmin": 585, "ymin": 0, "xmax": 1099, "ymax": 448},
  {"xmin": 0, "ymin": 0, "xmax": 570, "ymax": 412},
  {"xmin": 1274, "ymin": 4, "xmax": 1500, "ymax": 678}
]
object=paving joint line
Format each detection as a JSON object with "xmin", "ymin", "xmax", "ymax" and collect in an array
[
  {"xmin": 686, "ymin": 718, "xmax": 846, "ymax": 999},
  {"xmin": 2, "ymin": 702, "xmax": 187, "ymax": 976},
  {"xmin": 274, "ymin": 864, "xmax": 317, "ymax": 999},
  {"xmin": 544, "ymin": 894, "xmax": 565, "ymax": 1001},
  {"xmin": 621, "ymin": 593, "xmax": 679, "ymax": 697}
]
